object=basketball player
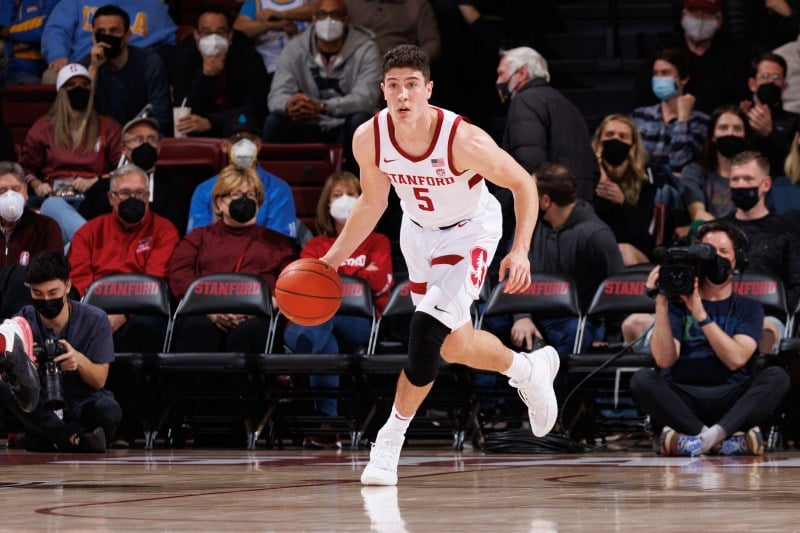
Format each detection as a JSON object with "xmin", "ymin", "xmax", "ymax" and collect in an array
[{"xmin": 320, "ymin": 44, "xmax": 559, "ymax": 486}]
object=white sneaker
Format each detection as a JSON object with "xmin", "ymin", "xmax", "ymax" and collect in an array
[
  {"xmin": 508, "ymin": 346, "xmax": 559, "ymax": 437},
  {"xmin": 361, "ymin": 430, "xmax": 404, "ymax": 486}
]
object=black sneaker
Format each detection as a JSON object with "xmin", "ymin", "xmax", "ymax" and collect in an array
[
  {"xmin": 12, "ymin": 432, "xmax": 58, "ymax": 452},
  {"xmin": 0, "ymin": 318, "xmax": 40, "ymax": 413},
  {"xmin": 76, "ymin": 427, "xmax": 107, "ymax": 453}
]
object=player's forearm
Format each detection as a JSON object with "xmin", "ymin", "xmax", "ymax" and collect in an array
[
  {"xmin": 508, "ymin": 182, "xmax": 537, "ymax": 255},
  {"xmin": 321, "ymin": 202, "xmax": 385, "ymax": 267}
]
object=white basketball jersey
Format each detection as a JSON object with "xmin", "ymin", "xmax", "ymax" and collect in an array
[{"xmin": 374, "ymin": 107, "xmax": 489, "ymax": 228}]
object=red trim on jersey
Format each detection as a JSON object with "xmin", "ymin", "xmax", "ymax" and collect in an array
[
  {"xmin": 409, "ymin": 281, "xmax": 427, "ymax": 295},
  {"xmin": 448, "ymin": 115, "xmax": 463, "ymax": 175},
  {"xmin": 387, "ymin": 107, "xmax": 444, "ymax": 163},
  {"xmin": 468, "ymin": 174, "xmax": 483, "ymax": 189},
  {"xmin": 372, "ymin": 112, "xmax": 382, "ymax": 168},
  {"xmin": 432, "ymin": 254, "xmax": 463, "ymax": 266}
]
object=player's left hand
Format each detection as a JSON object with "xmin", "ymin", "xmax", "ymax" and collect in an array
[{"xmin": 498, "ymin": 248, "xmax": 531, "ymax": 294}]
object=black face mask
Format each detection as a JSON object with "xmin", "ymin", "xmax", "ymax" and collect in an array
[
  {"xmin": 117, "ymin": 197, "xmax": 146, "ymax": 224},
  {"xmin": 715, "ymin": 135, "xmax": 746, "ymax": 159},
  {"xmin": 32, "ymin": 297, "xmax": 65, "ymax": 320},
  {"xmin": 703, "ymin": 255, "xmax": 733, "ymax": 285},
  {"xmin": 66, "ymin": 86, "xmax": 91, "ymax": 111},
  {"xmin": 95, "ymin": 32, "xmax": 123, "ymax": 59},
  {"xmin": 730, "ymin": 186, "xmax": 759, "ymax": 211},
  {"xmin": 228, "ymin": 196, "xmax": 257, "ymax": 223},
  {"xmin": 131, "ymin": 143, "xmax": 158, "ymax": 170},
  {"xmin": 601, "ymin": 138, "xmax": 632, "ymax": 167},
  {"xmin": 756, "ymin": 82, "xmax": 782, "ymax": 106}
]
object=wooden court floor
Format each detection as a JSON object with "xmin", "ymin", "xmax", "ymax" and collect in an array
[{"xmin": 3, "ymin": 445, "xmax": 800, "ymax": 531}]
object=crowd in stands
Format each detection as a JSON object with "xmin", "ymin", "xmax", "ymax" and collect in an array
[{"xmin": 1, "ymin": 0, "xmax": 800, "ymax": 453}]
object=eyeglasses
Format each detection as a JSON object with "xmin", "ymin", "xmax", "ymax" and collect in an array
[
  {"xmin": 123, "ymin": 135, "xmax": 159, "ymax": 148},
  {"xmin": 224, "ymin": 191, "xmax": 257, "ymax": 201},
  {"xmin": 197, "ymin": 28, "xmax": 229, "ymax": 37},
  {"xmin": 315, "ymin": 9, "xmax": 346, "ymax": 20},
  {"xmin": 757, "ymin": 72, "xmax": 784, "ymax": 82},
  {"xmin": 111, "ymin": 190, "xmax": 148, "ymax": 201}
]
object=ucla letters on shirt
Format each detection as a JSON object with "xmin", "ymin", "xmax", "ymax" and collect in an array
[{"xmin": 374, "ymin": 106, "xmax": 488, "ymax": 228}]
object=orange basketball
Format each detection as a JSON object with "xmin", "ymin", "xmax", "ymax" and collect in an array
[{"xmin": 275, "ymin": 258, "xmax": 343, "ymax": 326}]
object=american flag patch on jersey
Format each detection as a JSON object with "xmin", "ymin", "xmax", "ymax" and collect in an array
[{"xmin": 431, "ymin": 158, "xmax": 444, "ymax": 167}]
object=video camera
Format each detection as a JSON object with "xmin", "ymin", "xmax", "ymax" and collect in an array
[
  {"xmin": 653, "ymin": 243, "xmax": 717, "ymax": 297},
  {"xmin": 32, "ymin": 338, "xmax": 66, "ymax": 410}
]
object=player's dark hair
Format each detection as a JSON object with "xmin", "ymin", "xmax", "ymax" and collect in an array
[{"xmin": 382, "ymin": 44, "xmax": 430, "ymax": 81}]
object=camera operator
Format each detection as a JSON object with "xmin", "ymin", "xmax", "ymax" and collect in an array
[
  {"xmin": 630, "ymin": 221, "xmax": 790, "ymax": 456},
  {"xmin": 0, "ymin": 251, "xmax": 121, "ymax": 452}
]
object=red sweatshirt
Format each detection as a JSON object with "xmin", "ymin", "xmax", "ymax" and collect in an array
[
  {"xmin": 68, "ymin": 210, "xmax": 180, "ymax": 296},
  {"xmin": 168, "ymin": 221, "xmax": 298, "ymax": 299},
  {"xmin": 302, "ymin": 232, "xmax": 394, "ymax": 314},
  {"xmin": 1, "ymin": 210, "xmax": 63, "ymax": 268}
]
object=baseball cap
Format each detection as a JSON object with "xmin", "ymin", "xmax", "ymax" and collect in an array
[
  {"xmin": 55, "ymin": 63, "xmax": 91, "ymax": 91},
  {"xmin": 122, "ymin": 104, "xmax": 160, "ymax": 135},
  {"xmin": 224, "ymin": 113, "xmax": 261, "ymax": 138},
  {"xmin": 683, "ymin": 0, "xmax": 721, "ymax": 12}
]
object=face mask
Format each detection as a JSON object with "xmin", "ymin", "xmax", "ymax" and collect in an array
[
  {"xmin": 730, "ymin": 186, "xmax": 760, "ymax": 211},
  {"xmin": 228, "ymin": 196, "xmax": 257, "ymax": 223},
  {"xmin": 601, "ymin": 138, "xmax": 632, "ymax": 167},
  {"xmin": 117, "ymin": 197, "xmax": 146, "ymax": 224},
  {"xmin": 32, "ymin": 296, "xmax": 65, "ymax": 320},
  {"xmin": 703, "ymin": 255, "xmax": 733, "ymax": 285},
  {"xmin": 652, "ymin": 76, "xmax": 679, "ymax": 101},
  {"xmin": 496, "ymin": 69, "xmax": 519, "ymax": 104},
  {"xmin": 0, "ymin": 190, "xmax": 24, "ymax": 223},
  {"xmin": 681, "ymin": 14, "xmax": 719, "ymax": 42},
  {"xmin": 197, "ymin": 34, "xmax": 230, "ymax": 57},
  {"xmin": 315, "ymin": 18, "xmax": 344, "ymax": 42},
  {"xmin": 230, "ymin": 138, "xmax": 257, "ymax": 169},
  {"xmin": 66, "ymin": 86, "xmax": 91, "ymax": 111},
  {"xmin": 330, "ymin": 194, "xmax": 356, "ymax": 223},
  {"xmin": 131, "ymin": 142, "xmax": 158, "ymax": 170},
  {"xmin": 95, "ymin": 32, "xmax": 123, "ymax": 59},
  {"xmin": 756, "ymin": 82, "xmax": 782, "ymax": 106},
  {"xmin": 715, "ymin": 135, "xmax": 746, "ymax": 159}
]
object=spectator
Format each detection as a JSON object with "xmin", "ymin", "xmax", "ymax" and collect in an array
[
  {"xmin": 722, "ymin": 150, "xmax": 800, "ymax": 354},
  {"xmin": 284, "ymin": 171, "xmax": 393, "ymax": 441},
  {"xmin": 495, "ymin": 46, "xmax": 598, "ymax": 202},
  {"xmin": 187, "ymin": 113, "xmax": 297, "ymax": 239},
  {"xmin": 724, "ymin": 0, "xmax": 800, "ymax": 56},
  {"xmin": 168, "ymin": 165, "xmax": 297, "ymax": 353},
  {"xmin": 591, "ymin": 114, "xmax": 668, "ymax": 265},
  {"xmin": 681, "ymin": 105, "xmax": 751, "ymax": 223},
  {"xmin": 1, "ymin": 251, "xmax": 123, "ymax": 453},
  {"xmin": 632, "ymin": 0, "xmax": 750, "ymax": 114},
  {"xmin": 774, "ymin": 33, "xmax": 800, "ymax": 114},
  {"xmin": 264, "ymin": 0, "xmax": 381, "ymax": 173},
  {"xmin": 81, "ymin": 4, "xmax": 172, "ymax": 135},
  {"xmin": 41, "ymin": 0, "xmax": 175, "ymax": 82},
  {"xmin": 740, "ymin": 52, "xmax": 800, "ymax": 176},
  {"xmin": 0, "ymin": 161, "xmax": 62, "ymax": 319},
  {"xmin": 66, "ymin": 164, "xmax": 179, "ymax": 352},
  {"xmin": 631, "ymin": 221, "xmax": 790, "ymax": 456},
  {"xmin": 167, "ymin": 6, "xmax": 268, "ymax": 138},
  {"xmin": 771, "ymin": 128, "xmax": 800, "ymax": 214},
  {"xmin": 233, "ymin": 0, "xmax": 313, "ymax": 89},
  {"xmin": 20, "ymin": 63, "xmax": 122, "ymax": 209},
  {"xmin": 0, "ymin": 0, "xmax": 58, "ymax": 86},
  {"xmin": 344, "ymin": 0, "xmax": 441, "ymax": 60},
  {"xmin": 509, "ymin": 162, "xmax": 623, "ymax": 361},
  {"xmin": 632, "ymin": 47, "xmax": 709, "ymax": 177}
]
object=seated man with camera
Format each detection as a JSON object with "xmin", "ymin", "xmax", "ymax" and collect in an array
[
  {"xmin": 630, "ymin": 221, "xmax": 790, "ymax": 456},
  {"xmin": 0, "ymin": 251, "xmax": 121, "ymax": 452}
]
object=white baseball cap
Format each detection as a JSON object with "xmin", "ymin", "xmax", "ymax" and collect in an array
[{"xmin": 55, "ymin": 63, "xmax": 91, "ymax": 91}]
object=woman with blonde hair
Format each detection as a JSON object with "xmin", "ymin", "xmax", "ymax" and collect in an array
[
  {"xmin": 283, "ymin": 171, "xmax": 393, "ymax": 446},
  {"xmin": 168, "ymin": 164, "xmax": 297, "ymax": 352},
  {"xmin": 591, "ymin": 113, "xmax": 664, "ymax": 265},
  {"xmin": 771, "ymin": 131, "xmax": 800, "ymax": 214}
]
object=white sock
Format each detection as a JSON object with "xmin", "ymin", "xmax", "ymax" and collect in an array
[
  {"xmin": 503, "ymin": 352, "xmax": 533, "ymax": 383},
  {"xmin": 700, "ymin": 424, "xmax": 727, "ymax": 453},
  {"xmin": 383, "ymin": 405, "xmax": 413, "ymax": 437}
]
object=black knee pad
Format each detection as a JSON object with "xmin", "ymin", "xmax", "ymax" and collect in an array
[{"xmin": 404, "ymin": 311, "xmax": 451, "ymax": 386}]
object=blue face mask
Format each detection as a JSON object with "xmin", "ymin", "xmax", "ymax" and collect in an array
[{"xmin": 652, "ymin": 76, "xmax": 679, "ymax": 101}]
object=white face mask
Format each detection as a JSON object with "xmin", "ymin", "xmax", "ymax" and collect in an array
[
  {"xmin": 315, "ymin": 18, "xmax": 344, "ymax": 42},
  {"xmin": 230, "ymin": 138, "xmax": 257, "ymax": 169},
  {"xmin": 330, "ymin": 194, "xmax": 356, "ymax": 223},
  {"xmin": 681, "ymin": 14, "xmax": 719, "ymax": 42},
  {"xmin": 198, "ymin": 33, "xmax": 230, "ymax": 57},
  {"xmin": 0, "ymin": 190, "xmax": 24, "ymax": 223}
]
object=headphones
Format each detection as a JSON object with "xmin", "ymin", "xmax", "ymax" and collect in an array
[{"xmin": 694, "ymin": 220, "xmax": 750, "ymax": 274}]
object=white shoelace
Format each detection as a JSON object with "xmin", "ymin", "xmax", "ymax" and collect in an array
[{"xmin": 371, "ymin": 439, "xmax": 401, "ymax": 470}]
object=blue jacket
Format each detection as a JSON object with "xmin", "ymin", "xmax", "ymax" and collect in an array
[
  {"xmin": 0, "ymin": 0, "xmax": 58, "ymax": 77},
  {"xmin": 41, "ymin": 0, "xmax": 175, "ymax": 63},
  {"xmin": 187, "ymin": 164, "xmax": 298, "ymax": 239}
]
